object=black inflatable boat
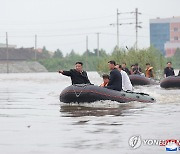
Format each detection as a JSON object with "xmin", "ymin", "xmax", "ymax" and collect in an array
[
  {"xmin": 129, "ymin": 75, "xmax": 157, "ymax": 86},
  {"xmin": 160, "ymin": 76, "xmax": 180, "ymax": 88},
  {"xmin": 60, "ymin": 84, "xmax": 155, "ymax": 103}
]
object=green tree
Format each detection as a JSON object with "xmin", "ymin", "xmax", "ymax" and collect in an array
[
  {"xmin": 97, "ymin": 46, "xmax": 165, "ymax": 79},
  {"xmin": 94, "ymin": 49, "xmax": 108, "ymax": 57},
  {"xmin": 173, "ymin": 48, "xmax": 180, "ymax": 68},
  {"xmin": 41, "ymin": 46, "xmax": 51, "ymax": 59},
  {"xmin": 53, "ymin": 49, "xmax": 63, "ymax": 58}
]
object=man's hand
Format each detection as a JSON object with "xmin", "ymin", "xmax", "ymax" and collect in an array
[{"xmin": 58, "ymin": 70, "xmax": 63, "ymax": 74}]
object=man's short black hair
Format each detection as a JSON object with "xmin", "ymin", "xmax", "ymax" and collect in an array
[
  {"xmin": 167, "ymin": 61, "xmax": 172, "ymax": 64},
  {"xmin": 75, "ymin": 62, "xmax": 83, "ymax": 65},
  {"xmin": 131, "ymin": 64, "xmax": 135, "ymax": 67},
  {"xmin": 108, "ymin": 60, "xmax": 116, "ymax": 65},
  {"xmin": 122, "ymin": 62, "xmax": 126, "ymax": 65},
  {"xmin": 118, "ymin": 64, "xmax": 122, "ymax": 69},
  {"xmin": 116, "ymin": 64, "xmax": 122, "ymax": 69},
  {"xmin": 102, "ymin": 74, "xmax": 109, "ymax": 79},
  {"xmin": 146, "ymin": 63, "xmax": 150, "ymax": 65},
  {"xmin": 135, "ymin": 63, "xmax": 138, "ymax": 66}
]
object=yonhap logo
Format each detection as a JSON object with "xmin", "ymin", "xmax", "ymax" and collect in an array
[
  {"xmin": 128, "ymin": 136, "xmax": 180, "ymax": 151},
  {"xmin": 129, "ymin": 135, "xmax": 142, "ymax": 149},
  {"xmin": 166, "ymin": 142, "xmax": 178, "ymax": 152}
]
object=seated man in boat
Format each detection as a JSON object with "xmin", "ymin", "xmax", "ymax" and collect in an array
[
  {"xmin": 58, "ymin": 62, "xmax": 91, "ymax": 85},
  {"xmin": 100, "ymin": 74, "xmax": 109, "ymax": 87},
  {"xmin": 116, "ymin": 64, "xmax": 133, "ymax": 91},
  {"xmin": 122, "ymin": 62, "xmax": 131, "ymax": 75},
  {"xmin": 132, "ymin": 63, "xmax": 143, "ymax": 75},
  {"xmin": 145, "ymin": 63, "xmax": 154, "ymax": 78},
  {"xmin": 164, "ymin": 62, "xmax": 175, "ymax": 78},
  {"xmin": 130, "ymin": 64, "xmax": 135, "ymax": 75},
  {"xmin": 105, "ymin": 61, "xmax": 122, "ymax": 91}
]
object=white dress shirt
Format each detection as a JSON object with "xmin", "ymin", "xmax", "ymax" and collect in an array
[{"xmin": 120, "ymin": 70, "xmax": 133, "ymax": 91}]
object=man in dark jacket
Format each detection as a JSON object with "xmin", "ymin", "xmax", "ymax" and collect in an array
[
  {"xmin": 122, "ymin": 62, "xmax": 131, "ymax": 75},
  {"xmin": 106, "ymin": 60, "xmax": 122, "ymax": 91},
  {"xmin": 132, "ymin": 63, "xmax": 142, "ymax": 75},
  {"xmin": 164, "ymin": 62, "xmax": 175, "ymax": 77},
  {"xmin": 59, "ymin": 62, "xmax": 91, "ymax": 85}
]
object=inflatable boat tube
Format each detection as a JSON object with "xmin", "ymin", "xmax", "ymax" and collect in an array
[
  {"xmin": 129, "ymin": 75, "xmax": 157, "ymax": 86},
  {"xmin": 160, "ymin": 76, "xmax": 180, "ymax": 88},
  {"xmin": 60, "ymin": 84, "xmax": 155, "ymax": 103}
]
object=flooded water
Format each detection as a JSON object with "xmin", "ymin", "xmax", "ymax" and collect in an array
[{"xmin": 0, "ymin": 72, "xmax": 180, "ymax": 154}]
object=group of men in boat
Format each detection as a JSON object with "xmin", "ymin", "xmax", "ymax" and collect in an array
[
  {"xmin": 59, "ymin": 61, "xmax": 180, "ymax": 92},
  {"xmin": 59, "ymin": 61, "xmax": 133, "ymax": 92},
  {"xmin": 115, "ymin": 62, "xmax": 154, "ymax": 78},
  {"xmin": 99, "ymin": 61, "xmax": 133, "ymax": 91},
  {"xmin": 164, "ymin": 61, "xmax": 180, "ymax": 77},
  {"xmin": 119, "ymin": 61, "xmax": 180, "ymax": 78}
]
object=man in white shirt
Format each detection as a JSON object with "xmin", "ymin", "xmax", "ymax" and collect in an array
[{"xmin": 115, "ymin": 64, "xmax": 133, "ymax": 91}]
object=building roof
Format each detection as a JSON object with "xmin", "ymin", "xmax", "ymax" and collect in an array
[
  {"xmin": 150, "ymin": 16, "xmax": 180, "ymax": 24},
  {"xmin": 0, "ymin": 48, "xmax": 43, "ymax": 60},
  {"xmin": 0, "ymin": 43, "xmax": 17, "ymax": 48}
]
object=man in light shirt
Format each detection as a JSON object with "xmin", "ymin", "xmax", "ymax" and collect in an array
[{"xmin": 115, "ymin": 64, "xmax": 133, "ymax": 91}]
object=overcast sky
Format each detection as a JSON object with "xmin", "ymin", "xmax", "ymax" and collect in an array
[{"xmin": 0, "ymin": 0, "xmax": 180, "ymax": 54}]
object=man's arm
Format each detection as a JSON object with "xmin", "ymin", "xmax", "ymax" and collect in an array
[
  {"xmin": 138, "ymin": 67, "xmax": 142, "ymax": 74},
  {"xmin": 178, "ymin": 70, "xmax": 180, "ymax": 76},
  {"xmin": 59, "ymin": 70, "xmax": 72, "ymax": 77},
  {"xmin": 132, "ymin": 68, "xmax": 136, "ymax": 74},
  {"xmin": 82, "ymin": 71, "xmax": 91, "ymax": 84},
  {"xmin": 107, "ymin": 71, "xmax": 115, "ymax": 86},
  {"xmin": 127, "ymin": 68, "xmax": 131, "ymax": 75},
  {"xmin": 151, "ymin": 70, "xmax": 154, "ymax": 78},
  {"xmin": 164, "ymin": 68, "xmax": 167, "ymax": 78},
  {"xmin": 172, "ymin": 68, "xmax": 175, "ymax": 76}
]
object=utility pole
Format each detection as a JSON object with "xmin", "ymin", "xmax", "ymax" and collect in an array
[
  {"xmin": 110, "ymin": 9, "xmax": 142, "ymax": 50},
  {"xmin": 135, "ymin": 8, "xmax": 142, "ymax": 50},
  {"xmin": 117, "ymin": 9, "xmax": 120, "ymax": 48},
  {"xmin": 110, "ymin": 9, "xmax": 132, "ymax": 49},
  {"xmin": 6, "ymin": 32, "xmax": 9, "ymax": 73},
  {"xmin": 135, "ymin": 8, "xmax": 138, "ymax": 51},
  {"xmin": 35, "ymin": 34, "xmax": 37, "ymax": 60},
  {"xmin": 110, "ymin": 9, "xmax": 120, "ymax": 48},
  {"xmin": 96, "ymin": 33, "xmax": 100, "ymax": 57},
  {"xmin": 86, "ymin": 36, "xmax": 88, "ymax": 71}
]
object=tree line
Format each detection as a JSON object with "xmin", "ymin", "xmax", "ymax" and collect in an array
[{"xmin": 38, "ymin": 46, "xmax": 180, "ymax": 78}]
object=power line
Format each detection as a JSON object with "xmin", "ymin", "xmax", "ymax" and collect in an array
[
  {"xmin": 110, "ymin": 8, "xmax": 142, "ymax": 49},
  {"xmin": 1, "ymin": 33, "xmax": 95, "ymax": 38},
  {"xmin": 101, "ymin": 33, "xmax": 148, "ymax": 38},
  {"xmin": 0, "ymin": 15, "xmax": 115, "ymax": 26},
  {"xmin": 0, "ymin": 25, "xmax": 111, "ymax": 33},
  {"xmin": 0, "ymin": 32, "xmax": 149, "ymax": 39},
  {"xmin": 141, "ymin": 13, "xmax": 159, "ymax": 17}
]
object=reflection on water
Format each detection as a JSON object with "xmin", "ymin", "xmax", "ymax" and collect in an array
[
  {"xmin": 0, "ymin": 72, "xmax": 180, "ymax": 154},
  {"xmin": 60, "ymin": 102, "xmax": 147, "ymax": 117}
]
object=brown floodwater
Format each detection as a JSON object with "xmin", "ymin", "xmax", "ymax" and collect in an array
[{"xmin": 0, "ymin": 72, "xmax": 180, "ymax": 154}]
